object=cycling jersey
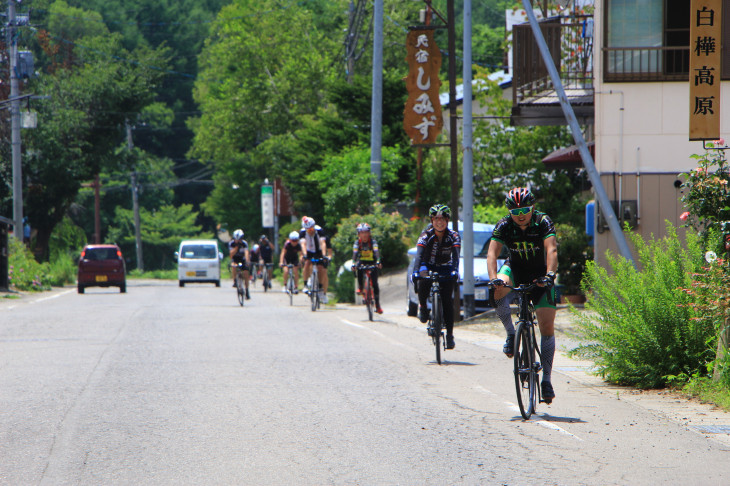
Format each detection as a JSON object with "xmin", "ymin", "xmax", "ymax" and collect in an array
[
  {"xmin": 282, "ymin": 240, "xmax": 302, "ymax": 264},
  {"xmin": 259, "ymin": 241, "xmax": 274, "ymax": 262},
  {"xmin": 352, "ymin": 238, "xmax": 380, "ymax": 264},
  {"xmin": 413, "ymin": 225, "xmax": 461, "ymax": 270},
  {"xmin": 300, "ymin": 227, "xmax": 326, "ymax": 257},
  {"xmin": 228, "ymin": 239, "xmax": 249, "ymax": 264},
  {"xmin": 491, "ymin": 210, "xmax": 556, "ymax": 283}
]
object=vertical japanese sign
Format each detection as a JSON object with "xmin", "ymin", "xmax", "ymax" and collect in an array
[
  {"xmin": 404, "ymin": 29, "xmax": 443, "ymax": 145},
  {"xmin": 261, "ymin": 183, "xmax": 274, "ymax": 228},
  {"xmin": 690, "ymin": 0, "xmax": 722, "ymax": 140}
]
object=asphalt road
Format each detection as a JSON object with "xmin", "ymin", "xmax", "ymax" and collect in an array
[{"xmin": 2, "ymin": 276, "xmax": 730, "ymax": 485}]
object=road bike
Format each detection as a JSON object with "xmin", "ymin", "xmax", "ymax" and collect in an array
[
  {"xmin": 421, "ymin": 271, "xmax": 446, "ymax": 365},
  {"xmin": 307, "ymin": 258, "xmax": 324, "ymax": 311},
  {"xmin": 250, "ymin": 262, "xmax": 258, "ymax": 288},
  {"xmin": 233, "ymin": 262, "xmax": 246, "ymax": 307},
  {"xmin": 261, "ymin": 263, "xmax": 273, "ymax": 292},
  {"xmin": 356, "ymin": 264, "xmax": 378, "ymax": 321},
  {"xmin": 281, "ymin": 263, "xmax": 297, "ymax": 306},
  {"xmin": 492, "ymin": 280, "xmax": 553, "ymax": 419}
]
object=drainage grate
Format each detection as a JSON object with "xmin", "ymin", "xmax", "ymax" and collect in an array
[{"xmin": 692, "ymin": 425, "xmax": 730, "ymax": 434}]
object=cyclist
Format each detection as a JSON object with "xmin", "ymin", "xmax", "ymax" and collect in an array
[
  {"xmin": 487, "ymin": 187, "xmax": 558, "ymax": 402},
  {"xmin": 250, "ymin": 244, "xmax": 261, "ymax": 280},
  {"xmin": 411, "ymin": 204, "xmax": 460, "ymax": 349},
  {"xmin": 300, "ymin": 216, "xmax": 329, "ymax": 303},
  {"xmin": 351, "ymin": 222, "xmax": 383, "ymax": 314},
  {"xmin": 258, "ymin": 235, "xmax": 275, "ymax": 288},
  {"xmin": 228, "ymin": 229, "xmax": 251, "ymax": 299},
  {"xmin": 279, "ymin": 231, "xmax": 302, "ymax": 293}
]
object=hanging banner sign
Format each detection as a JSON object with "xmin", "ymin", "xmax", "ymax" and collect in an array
[
  {"xmin": 404, "ymin": 28, "xmax": 443, "ymax": 145},
  {"xmin": 689, "ymin": 0, "xmax": 722, "ymax": 140},
  {"xmin": 261, "ymin": 184, "xmax": 274, "ymax": 228}
]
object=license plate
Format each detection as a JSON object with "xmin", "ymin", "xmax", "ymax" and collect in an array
[
  {"xmin": 186, "ymin": 271, "xmax": 196, "ymax": 277},
  {"xmin": 95, "ymin": 275, "xmax": 108, "ymax": 282},
  {"xmin": 475, "ymin": 288, "xmax": 487, "ymax": 301}
]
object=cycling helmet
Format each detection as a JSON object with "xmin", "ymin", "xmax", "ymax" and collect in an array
[
  {"xmin": 289, "ymin": 231, "xmax": 300, "ymax": 241},
  {"xmin": 253, "ymin": 244, "xmax": 259, "ymax": 252},
  {"xmin": 302, "ymin": 217, "xmax": 316, "ymax": 229},
  {"xmin": 259, "ymin": 234, "xmax": 268, "ymax": 241},
  {"xmin": 357, "ymin": 222, "xmax": 371, "ymax": 233},
  {"xmin": 505, "ymin": 187, "xmax": 536, "ymax": 209},
  {"xmin": 233, "ymin": 229, "xmax": 244, "ymax": 240},
  {"xmin": 429, "ymin": 204, "xmax": 451, "ymax": 219}
]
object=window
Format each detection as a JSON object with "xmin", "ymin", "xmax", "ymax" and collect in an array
[{"xmin": 605, "ymin": 0, "xmax": 690, "ymax": 80}]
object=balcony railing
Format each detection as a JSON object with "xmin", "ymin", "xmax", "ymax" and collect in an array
[
  {"xmin": 603, "ymin": 46, "xmax": 690, "ymax": 82},
  {"xmin": 512, "ymin": 15, "xmax": 594, "ymax": 105}
]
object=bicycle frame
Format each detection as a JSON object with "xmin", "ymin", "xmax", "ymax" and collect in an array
[
  {"xmin": 357, "ymin": 264, "xmax": 378, "ymax": 321},
  {"xmin": 308, "ymin": 258, "xmax": 323, "ymax": 311},
  {"xmin": 420, "ymin": 270, "xmax": 446, "ymax": 364}
]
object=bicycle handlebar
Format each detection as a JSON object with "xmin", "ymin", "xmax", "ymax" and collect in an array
[{"xmin": 488, "ymin": 280, "xmax": 554, "ymax": 293}]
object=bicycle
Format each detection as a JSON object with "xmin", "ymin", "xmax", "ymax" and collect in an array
[
  {"xmin": 281, "ymin": 263, "xmax": 297, "ymax": 305},
  {"xmin": 233, "ymin": 262, "xmax": 246, "ymax": 307},
  {"xmin": 250, "ymin": 262, "xmax": 258, "ymax": 288},
  {"xmin": 307, "ymin": 258, "xmax": 324, "ymax": 311},
  {"xmin": 419, "ymin": 271, "xmax": 447, "ymax": 365},
  {"xmin": 261, "ymin": 263, "xmax": 273, "ymax": 292},
  {"xmin": 356, "ymin": 264, "xmax": 378, "ymax": 321},
  {"xmin": 491, "ymin": 280, "xmax": 553, "ymax": 419}
]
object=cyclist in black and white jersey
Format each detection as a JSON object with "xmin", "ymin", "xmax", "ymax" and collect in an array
[
  {"xmin": 411, "ymin": 204, "xmax": 460, "ymax": 350},
  {"xmin": 300, "ymin": 216, "xmax": 329, "ymax": 303},
  {"xmin": 487, "ymin": 187, "xmax": 558, "ymax": 402},
  {"xmin": 228, "ymin": 229, "xmax": 250, "ymax": 300}
]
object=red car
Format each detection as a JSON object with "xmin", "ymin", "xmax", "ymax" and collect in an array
[{"xmin": 77, "ymin": 244, "xmax": 126, "ymax": 293}]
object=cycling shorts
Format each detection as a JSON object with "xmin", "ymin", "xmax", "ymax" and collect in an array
[{"xmin": 497, "ymin": 263, "xmax": 555, "ymax": 309}]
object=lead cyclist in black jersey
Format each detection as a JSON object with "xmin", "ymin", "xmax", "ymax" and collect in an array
[{"xmin": 487, "ymin": 187, "xmax": 558, "ymax": 403}]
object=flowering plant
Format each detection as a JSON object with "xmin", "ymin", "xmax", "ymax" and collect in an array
[{"xmin": 679, "ymin": 143, "xmax": 730, "ymax": 243}]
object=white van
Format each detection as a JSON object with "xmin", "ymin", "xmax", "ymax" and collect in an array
[{"xmin": 175, "ymin": 239, "xmax": 223, "ymax": 287}]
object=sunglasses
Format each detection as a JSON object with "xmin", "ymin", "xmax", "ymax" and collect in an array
[{"xmin": 509, "ymin": 206, "xmax": 533, "ymax": 216}]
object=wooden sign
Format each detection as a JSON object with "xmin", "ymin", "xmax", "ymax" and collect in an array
[
  {"xmin": 690, "ymin": 0, "xmax": 722, "ymax": 140},
  {"xmin": 404, "ymin": 29, "xmax": 443, "ymax": 145}
]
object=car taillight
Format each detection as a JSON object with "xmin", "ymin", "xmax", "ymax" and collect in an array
[
  {"xmin": 80, "ymin": 250, "xmax": 86, "ymax": 259},
  {"xmin": 117, "ymin": 249, "xmax": 123, "ymax": 258}
]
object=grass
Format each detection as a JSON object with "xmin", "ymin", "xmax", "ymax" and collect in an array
[
  {"xmin": 128, "ymin": 269, "xmax": 177, "ymax": 280},
  {"xmin": 678, "ymin": 377, "xmax": 730, "ymax": 411}
]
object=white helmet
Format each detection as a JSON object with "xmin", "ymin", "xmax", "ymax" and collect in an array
[
  {"xmin": 253, "ymin": 244, "xmax": 259, "ymax": 252},
  {"xmin": 289, "ymin": 231, "xmax": 300, "ymax": 241},
  {"xmin": 302, "ymin": 217, "xmax": 316, "ymax": 229},
  {"xmin": 233, "ymin": 229, "xmax": 244, "ymax": 240}
]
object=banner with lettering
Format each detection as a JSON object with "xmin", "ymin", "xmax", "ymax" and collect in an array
[
  {"xmin": 404, "ymin": 29, "xmax": 443, "ymax": 145},
  {"xmin": 689, "ymin": 0, "xmax": 722, "ymax": 140}
]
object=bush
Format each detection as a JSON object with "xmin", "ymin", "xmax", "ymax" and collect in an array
[
  {"xmin": 330, "ymin": 203, "xmax": 410, "ymax": 269},
  {"xmin": 555, "ymin": 223, "xmax": 593, "ymax": 294},
  {"xmin": 8, "ymin": 238, "xmax": 52, "ymax": 291},
  {"xmin": 568, "ymin": 223, "xmax": 715, "ymax": 388}
]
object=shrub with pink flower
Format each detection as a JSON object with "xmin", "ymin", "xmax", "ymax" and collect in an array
[{"xmin": 680, "ymin": 148, "xmax": 730, "ymax": 240}]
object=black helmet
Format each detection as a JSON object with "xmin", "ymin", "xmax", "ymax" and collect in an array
[
  {"xmin": 429, "ymin": 204, "xmax": 451, "ymax": 219},
  {"xmin": 505, "ymin": 187, "xmax": 536, "ymax": 209}
]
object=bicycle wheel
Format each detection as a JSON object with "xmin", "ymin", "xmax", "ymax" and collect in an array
[
  {"xmin": 364, "ymin": 273, "xmax": 374, "ymax": 321},
  {"xmin": 432, "ymin": 294, "xmax": 442, "ymax": 365},
  {"xmin": 288, "ymin": 273, "xmax": 294, "ymax": 306},
  {"xmin": 514, "ymin": 322, "xmax": 536, "ymax": 419},
  {"xmin": 310, "ymin": 270, "xmax": 318, "ymax": 312},
  {"xmin": 236, "ymin": 274, "xmax": 244, "ymax": 307},
  {"xmin": 263, "ymin": 266, "xmax": 269, "ymax": 292}
]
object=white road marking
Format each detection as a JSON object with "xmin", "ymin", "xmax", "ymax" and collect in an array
[
  {"xmin": 31, "ymin": 289, "xmax": 75, "ymax": 304},
  {"xmin": 474, "ymin": 385, "xmax": 583, "ymax": 441},
  {"xmin": 339, "ymin": 318, "xmax": 410, "ymax": 348}
]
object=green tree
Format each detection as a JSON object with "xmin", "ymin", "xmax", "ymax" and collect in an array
[{"xmin": 108, "ymin": 204, "xmax": 203, "ymax": 270}]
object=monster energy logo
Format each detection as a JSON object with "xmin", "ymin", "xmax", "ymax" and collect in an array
[{"xmin": 511, "ymin": 241, "xmax": 538, "ymax": 259}]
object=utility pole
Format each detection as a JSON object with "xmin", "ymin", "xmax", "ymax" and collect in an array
[
  {"xmin": 462, "ymin": 0, "xmax": 475, "ymax": 318},
  {"xmin": 446, "ymin": 0, "xmax": 460, "ymax": 321},
  {"xmin": 127, "ymin": 122, "xmax": 143, "ymax": 271},
  {"xmin": 8, "ymin": 0, "xmax": 23, "ymax": 240},
  {"xmin": 370, "ymin": 0, "xmax": 383, "ymax": 194}
]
